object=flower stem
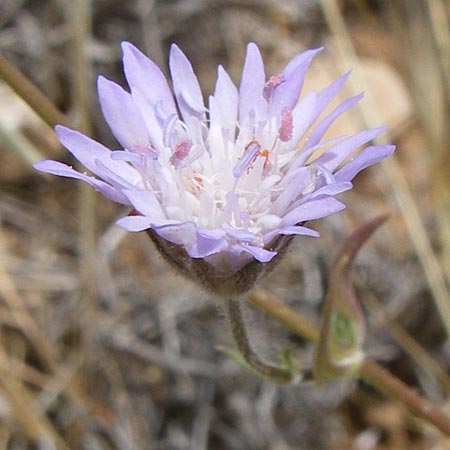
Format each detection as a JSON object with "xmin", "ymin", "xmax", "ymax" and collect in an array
[
  {"xmin": 247, "ymin": 288, "xmax": 450, "ymax": 435},
  {"xmin": 226, "ymin": 298, "xmax": 293, "ymax": 383},
  {"xmin": 0, "ymin": 52, "xmax": 69, "ymax": 128}
]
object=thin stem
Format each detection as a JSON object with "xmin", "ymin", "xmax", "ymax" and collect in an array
[
  {"xmin": 226, "ymin": 298, "xmax": 292, "ymax": 383},
  {"xmin": 361, "ymin": 359, "xmax": 450, "ymax": 435},
  {"xmin": 0, "ymin": 52, "xmax": 69, "ymax": 128},
  {"xmin": 247, "ymin": 288, "xmax": 450, "ymax": 435}
]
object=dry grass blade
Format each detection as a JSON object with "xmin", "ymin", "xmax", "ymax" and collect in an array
[
  {"xmin": 319, "ymin": 0, "xmax": 450, "ymax": 337},
  {"xmin": 0, "ymin": 227, "xmax": 59, "ymax": 370},
  {"xmin": 70, "ymin": 0, "xmax": 98, "ymax": 354},
  {"xmin": 426, "ymin": 0, "xmax": 450, "ymax": 288},
  {"xmin": 0, "ymin": 347, "xmax": 70, "ymax": 450},
  {"xmin": 362, "ymin": 289, "xmax": 450, "ymax": 395}
]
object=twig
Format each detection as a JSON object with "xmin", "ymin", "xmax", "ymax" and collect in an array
[
  {"xmin": 247, "ymin": 288, "xmax": 450, "ymax": 435},
  {"xmin": 0, "ymin": 52, "xmax": 69, "ymax": 129},
  {"xmin": 362, "ymin": 288, "xmax": 450, "ymax": 394}
]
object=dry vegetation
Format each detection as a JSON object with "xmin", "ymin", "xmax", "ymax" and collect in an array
[{"xmin": 0, "ymin": 0, "xmax": 450, "ymax": 449}]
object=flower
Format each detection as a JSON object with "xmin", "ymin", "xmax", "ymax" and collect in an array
[{"xmin": 34, "ymin": 42, "xmax": 394, "ymax": 295}]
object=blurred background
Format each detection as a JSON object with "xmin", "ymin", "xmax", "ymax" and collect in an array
[{"xmin": 0, "ymin": 0, "xmax": 450, "ymax": 449}]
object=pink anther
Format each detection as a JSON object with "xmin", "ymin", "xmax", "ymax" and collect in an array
[
  {"xmin": 263, "ymin": 73, "xmax": 284, "ymax": 100},
  {"xmin": 131, "ymin": 143, "xmax": 159, "ymax": 159},
  {"xmin": 278, "ymin": 108, "xmax": 293, "ymax": 142},
  {"xmin": 170, "ymin": 140, "xmax": 192, "ymax": 167}
]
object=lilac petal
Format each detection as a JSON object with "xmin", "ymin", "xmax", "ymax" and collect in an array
[
  {"xmin": 152, "ymin": 221, "xmax": 197, "ymax": 246},
  {"xmin": 281, "ymin": 197, "xmax": 346, "ymax": 226},
  {"xmin": 55, "ymin": 126, "xmax": 139, "ymax": 182},
  {"xmin": 116, "ymin": 215, "xmax": 154, "ymax": 231},
  {"xmin": 188, "ymin": 229, "xmax": 228, "ymax": 258},
  {"xmin": 213, "ymin": 65, "xmax": 239, "ymax": 132},
  {"xmin": 231, "ymin": 244, "xmax": 277, "ymax": 262},
  {"xmin": 121, "ymin": 189, "xmax": 166, "ymax": 218},
  {"xmin": 335, "ymin": 144, "xmax": 395, "ymax": 181},
  {"xmin": 301, "ymin": 70, "xmax": 352, "ymax": 151},
  {"xmin": 169, "ymin": 44, "xmax": 205, "ymax": 121},
  {"xmin": 278, "ymin": 225, "xmax": 320, "ymax": 237},
  {"xmin": 97, "ymin": 76, "xmax": 149, "ymax": 150},
  {"xmin": 131, "ymin": 88, "xmax": 165, "ymax": 150},
  {"xmin": 290, "ymin": 92, "xmax": 319, "ymax": 145},
  {"xmin": 94, "ymin": 160, "xmax": 136, "ymax": 190},
  {"xmin": 272, "ymin": 167, "xmax": 311, "ymax": 215},
  {"xmin": 270, "ymin": 48, "xmax": 322, "ymax": 116},
  {"xmin": 33, "ymin": 160, "xmax": 129, "ymax": 204},
  {"xmin": 306, "ymin": 92, "xmax": 363, "ymax": 150},
  {"xmin": 305, "ymin": 181, "xmax": 353, "ymax": 200},
  {"xmin": 223, "ymin": 224, "xmax": 255, "ymax": 242},
  {"xmin": 316, "ymin": 126, "xmax": 386, "ymax": 172},
  {"xmin": 264, "ymin": 225, "xmax": 320, "ymax": 243},
  {"xmin": 239, "ymin": 42, "xmax": 267, "ymax": 125},
  {"xmin": 121, "ymin": 41, "xmax": 176, "ymax": 116}
]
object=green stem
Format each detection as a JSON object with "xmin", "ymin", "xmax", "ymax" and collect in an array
[
  {"xmin": 226, "ymin": 298, "xmax": 293, "ymax": 383},
  {"xmin": 247, "ymin": 288, "xmax": 450, "ymax": 435}
]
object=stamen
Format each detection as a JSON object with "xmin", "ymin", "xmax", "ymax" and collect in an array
[
  {"xmin": 131, "ymin": 143, "xmax": 159, "ymax": 159},
  {"xmin": 162, "ymin": 113, "xmax": 179, "ymax": 147},
  {"xmin": 263, "ymin": 73, "xmax": 284, "ymax": 100},
  {"xmin": 233, "ymin": 140, "xmax": 261, "ymax": 178},
  {"xmin": 170, "ymin": 140, "xmax": 192, "ymax": 167},
  {"xmin": 260, "ymin": 148, "xmax": 272, "ymax": 176},
  {"xmin": 278, "ymin": 108, "xmax": 293, "ymax": 142}
]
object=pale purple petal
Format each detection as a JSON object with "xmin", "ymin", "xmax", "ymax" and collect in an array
[
  {"xmin": 315, "ymin": 126, "xmax": 386, "ymax": 171},
  {"xmin": 306, "ymin": 93, "xmax": 363, "ymax": 150},
  {"xmin": 188, "ymin": 229, "xmax": 228, "ymax": 258},
  {"xmin": 97, "ymin": 76, "xmax": 149, "ymax": 150},
  {"xmin": 121, "ymin": 189, "xmax": 166, "ymax": 218},
  {"xmin": 290, "ymin": 92, "xmax": 319, "ymax": 145},
  {"xmin": 152, "ymin": 221, "xmax": 197, "ymax": 246},
  {"xmin": 231, "ymin": 244, "xmax": 277, "ymax": 262},
  {"xmin": 304, "ymin": 181, "xmax": 353, "ymax": 200},
  {"xmin": 94, "ymin": 160, "xmax": 136, "ymax": 190},
  {"xmin": 263, "ymin": 225, "xmax": 320, "ymax": 243},
  {"xmin": 270, "ymin": 48, "xmax": 322, "ymax": 115},
  {"xmin": 131, "ymin": 88, "xmax": 165, "ymax": 150},
  {"xmin": 213, "ymin": 65, "xmax": 239, "ymax": 132},
  {"xmin": 223, "ymin": 224, "xmax": 255, "ymax": 242},
  {"xmin": 55, "ymin": 126, "xmax": 139, "ymax": 182},
  {"xmin": 281, "ymin": 197, "xmax": 346, "ymax": 226},
  {"xmin": 121, "ymin": 41, "xmax": 176, "ymax": 116},
  {"xmin": 335, "ymin": 144, "xmax": 395, "ymax": 181},
  {"xmin": 169, "ymin": 44, "xmax": 205, "ymax": 121},
  {"xmin": 239, "ymin": 43, "xmax": 267, "ymax": 124},
  {"xmin": 116, "ymin": 215, "xmax": 154, "ymax": 231},
  {"xmin": 298, "ymin": 72, "xmax": 350, "ymax": 152},
  {"xmin": 271, "ymin": 167, "xmax": 311, "ymax": 215},
  {"xmin": 33, "ymin": 160, "xmax": 128, "ymax": 204}
]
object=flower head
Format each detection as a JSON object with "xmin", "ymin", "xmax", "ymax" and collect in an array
[{"xmin": 34, "ymin": 42, "xmax": 394, "ymax": 294}]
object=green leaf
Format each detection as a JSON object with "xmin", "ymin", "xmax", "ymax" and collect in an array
[{"xmin": 313, "ymin": 214, "xmax": 388, "ymax": 384}]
